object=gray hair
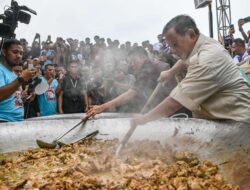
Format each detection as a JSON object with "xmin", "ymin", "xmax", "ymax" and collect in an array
[{"xmin": 162, "ymin": 15, "xmax": 200, "ymax": 36}]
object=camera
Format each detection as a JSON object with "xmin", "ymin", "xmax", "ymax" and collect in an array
[{"xmin": 0, "ymin": 0, "xmax": 36, "ymax": 38}]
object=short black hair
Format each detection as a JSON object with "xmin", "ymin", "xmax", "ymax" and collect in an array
[
  {"xmin": 2, "ymin": 39, "xmax": 21, "ymax": 50},
  {"xmin": 44, "ymin": 64, "xmax": 54, "ymax": 70},
  {"xmin": 233, "ymin": 38, "xmax": 245, "ymax": 48},
  {"xmin": 162, "ymin": 15, "xmax": 200, "ymax": 36}
]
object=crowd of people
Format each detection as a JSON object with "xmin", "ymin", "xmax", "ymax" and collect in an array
[{"xmin": 1, "ymin": 14, "xmax": 250, "ymax": 124}]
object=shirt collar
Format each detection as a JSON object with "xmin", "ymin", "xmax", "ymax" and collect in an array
[{"xmin": 187, "ymin": 33, "xmax": 205, "ymax": 60}]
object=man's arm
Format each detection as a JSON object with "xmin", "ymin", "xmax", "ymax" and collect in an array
[
  {"xmin": 238, "ymin": 19, "xmax": 250, "ymax": 43},
  {"xmin": 113, "ymin": 81, "xmax": 132, "ymax": 92},
  {"xmin": 58, "ymin": 91, "xmax": 64, "ymax": 114},
  {"xmin": 157, "ymin": 59, "xmax": 188, "ymax": 83},
  {"xmin": 104, "ymin": 88, "xmax": 137, "ymax": 109},
  {"xmin": 87, "ymin": 88, "xmax": 137, "ymax": 117},
  {"xmin": 0, "ymin": 69, "xmax": 35, "ymax": 101},
  {"xmin": 0, "ymin": 79, "xmax": 22, "ymax": 101},
  {"xmin": 132, "ymin": 96, "xmax": 183, "ymax": 126}
]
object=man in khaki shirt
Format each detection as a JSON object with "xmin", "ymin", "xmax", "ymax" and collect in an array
[{"xmin": 132, "ymin": 14, "xmax": 250, "ymax": 125}]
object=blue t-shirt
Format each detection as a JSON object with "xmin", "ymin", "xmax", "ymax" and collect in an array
[
  {"xmin": 37, "ymin": 77, "xmax": 58, "ymax": 116},
  {"xmin": 0, "ymin": 63, "xmax": 24, "ymax": 122}
]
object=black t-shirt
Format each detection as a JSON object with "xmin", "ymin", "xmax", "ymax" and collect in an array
[
  {"xmin": 129, "ymin": 60, "xmax": 160, "ymax": 112},
  {"xmin": 62, "ymin": 74, "xmax": 85, "ymax": 113}
]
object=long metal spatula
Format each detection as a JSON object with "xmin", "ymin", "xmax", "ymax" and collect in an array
[
  {"xmin": 53, "ymin": 130, "xmax": 100, "ymax": 148},
  {"xmin": 36, "ymin": 116, "xmax": 89, "ymax": 149}
]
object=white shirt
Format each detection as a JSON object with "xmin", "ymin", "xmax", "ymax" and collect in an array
[{"xmin": 233, "ymin": 50, "xmax": 250, "ymax": 64}]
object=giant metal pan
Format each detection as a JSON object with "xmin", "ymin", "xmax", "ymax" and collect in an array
[{"xmin": 0, "ymin": 113, "xmax": 249, "ymax": 189}]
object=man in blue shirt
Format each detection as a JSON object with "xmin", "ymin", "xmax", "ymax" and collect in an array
[
  {"xmin": 0, "ymin": 39, "xmax": 35, "ymax": 122},
  {"xmin": 37, "ymin": 61, "xmax": 59, "ymax": 116}
]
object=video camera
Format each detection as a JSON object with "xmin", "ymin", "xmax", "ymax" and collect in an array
[{"xmin": 0, "ymin": 0, "xmax": 37, "ymax": 39}]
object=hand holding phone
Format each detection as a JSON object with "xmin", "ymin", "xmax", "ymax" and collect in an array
[{"xmin": 28, "ymin": 63, "xmax": 33, "ymax": 69}]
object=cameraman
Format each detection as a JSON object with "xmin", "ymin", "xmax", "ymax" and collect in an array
[{"xmin": 0, "ymin": 39, "xmax": 36, "ymax": 122}]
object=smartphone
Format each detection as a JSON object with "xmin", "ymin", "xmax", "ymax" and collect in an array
[{"xmin": 28, "ymin": 63, "xmax": 33, "ymax": 69}]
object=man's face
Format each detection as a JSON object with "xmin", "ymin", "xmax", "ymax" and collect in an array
[
  {"xmin": 44, "ymin": 65, "xmax": 55, "ymax": 79},
  {"xmin": 165, "ymin": 28, "xmax": 197, "ymax": 60},
  {"xmin": 68, "ymin": 63, "xmax": 79, "ymax": 75},
  {"xmin": 231, "ymin": 42, "xmax": 244, "ymax": 55},
  {"xmin": 13, "ymin": 65, "xmax": 23, "ymax": 76},
  {"xmin": 130, "ymin": 55, "xmax": 144, "ymax": 73},
  {"xmin": 3, "ymin": 44, "xmax": 23, "ymax": 67}
]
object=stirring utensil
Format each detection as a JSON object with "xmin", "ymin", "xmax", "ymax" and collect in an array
[
  {"xmin": 115, "ymin": 121, "xmax": 136, "ymax": 155},
  {"xmin": 36, "ymin": 116, "xmax": 89, "ymax": 149},
  {"xmin": 51, "ymin": 130, "xmax": 100, "ymax": 148}
]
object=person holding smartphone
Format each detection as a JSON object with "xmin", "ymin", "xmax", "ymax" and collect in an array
[
  {"xmin": 238, "ymin": 16, "xmax": 250, "ymax": 43},
  {"xmin": 0, "ymin": 39, "xmax": 36, "ymax": 122}
]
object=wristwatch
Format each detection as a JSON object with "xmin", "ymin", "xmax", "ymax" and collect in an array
[{"xmin": 17, "ymin": 76, "xmax": 25, "ymax": 84}]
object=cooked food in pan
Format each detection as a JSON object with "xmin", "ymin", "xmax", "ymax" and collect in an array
[{"xmin": 0, "ymin": 139, "xmax": 239, "ymax": 190}]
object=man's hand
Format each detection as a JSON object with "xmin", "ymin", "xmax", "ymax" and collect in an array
[
  {"xmin": 21, "ymin": 69, "xmax": 36, "ymax": 81},
  {"xmin": 58, "ymin": 72, "xmax": 65, "ymax": 81},
  {"xmin": 86, "ymin": 104, "xmax": 106, "ymax": 117},
  {"xmin": 157, "ymin": 70, "xmax": 174, "ymax": 83},
  {"xmin": 130, "ymin": 114, "xmax": 147, "ymax": 127},
  {"xmin": 238, "ymin": 19, "xmax": 245, "ymax": 28}
]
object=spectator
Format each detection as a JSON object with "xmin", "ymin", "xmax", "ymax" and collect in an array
[
  {"xmin": 232, "ymin": 38, "xmax": 250, "ymax": 64},
  {"xmin": 0, "ymin": 39, "xmax": 35, "ymax": 122},
  {"xmin": 40, "ymin": 42, "xmax": 55, "ymax": 62},
  {"xmin": 238, "ymin": 16, "xmax": 250, "ymax": 43},
  {"xmin": 37, "ymin": 61, "xmax": 58, "ymax": 116},
  {"xmin": 153, "ymin": 34, "xmax": 164, "ymax": 52},
  {"xmin": 30, "ymin": 33, "xmax": 41, "ymax": 58},
  {"xmin": 12, "ymin": 64, "xmax": 23, "ymax": 77},
  {"xmin": 54, "ymin": 37, "xmax": 68, "ymax": 66},
  {"xmin": 125, "ymin": 41, "xmax": 132, "ymax": 53},
  {"xmin": 20, "ymin": 38, "xmax": 31, "ymax": 61},
  {"xmin": 58, "ymin": 61, "xmax": 86, "ymax": 114}
]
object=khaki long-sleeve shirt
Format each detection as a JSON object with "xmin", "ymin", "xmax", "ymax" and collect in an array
[{"xmin": 170, "ymin": 34, "xmax": 250, "ymax": 123}]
